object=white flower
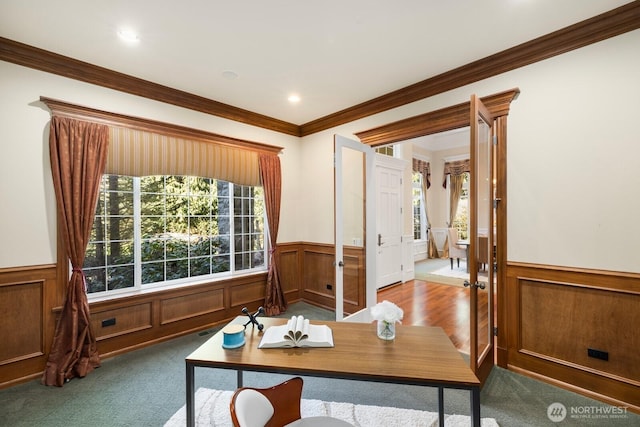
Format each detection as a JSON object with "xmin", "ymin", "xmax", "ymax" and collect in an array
[{"xmin": 370, "ymin": 300, "xmax": 403, "ymax": 324}]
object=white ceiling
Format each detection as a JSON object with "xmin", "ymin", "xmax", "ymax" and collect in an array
[{"xmin": 0, "ymin": 0, "xmax": 631, "ymax": 125}]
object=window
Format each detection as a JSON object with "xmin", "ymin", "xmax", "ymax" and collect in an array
[
  {"xmin": 83, "ymin": 174, "xmax": 266, "ymax": 297},
  {"xmin": 375, "ymin": 145, "xmax": 394, "ymax": 157},
  {"xmin": 412, "ymin": 172, "xmax": 425, "ymax": 241},
  {"xmin": 451, "ymin": 172, "xmax": 470, "ymax": 240}
]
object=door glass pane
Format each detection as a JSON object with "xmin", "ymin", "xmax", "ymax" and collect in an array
[{"xmin": 475, "ymin": 116, "xmax": 492, "ymax": 362}]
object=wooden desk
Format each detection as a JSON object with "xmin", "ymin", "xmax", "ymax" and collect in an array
[{"xmin": 186, "ymin": 316, "xmax": 481, "ymax": 427}]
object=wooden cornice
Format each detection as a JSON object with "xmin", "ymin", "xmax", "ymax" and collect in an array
[
  {"xmin": 301, "ymin": 1, "xmax": 640, "ymax": 136},
  {"xmin": 2, "ymin": 1, "xmax": 639, "ymax": 137},
  {"xmin": 0, "ymin": 37, "xmax": 300, "ymax": 137},
  {"xmin": 356, "ymin": 89, "xmax": 520, "ymax": 146},
  {"xmin": 40, "ymin": 97, "xmax": 283, "ymax": 154}
]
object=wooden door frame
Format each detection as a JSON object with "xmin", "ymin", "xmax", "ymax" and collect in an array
[{"xmin": 355, "ymin": 88, "xmax": 519, "ymax": 368}]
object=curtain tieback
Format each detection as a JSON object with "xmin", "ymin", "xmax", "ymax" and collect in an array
[{"xmin": 71, "ymin": 266, "xmax": 87, "ymax": 292}]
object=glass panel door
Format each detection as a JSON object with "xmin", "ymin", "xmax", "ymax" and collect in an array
[
  {"xmin": 334, "ymin": 135, "xmax": 376, "ymax": 320},
  {"xmin": 469, "ymin": 95, "xmax": 495, "ymax": 382}
]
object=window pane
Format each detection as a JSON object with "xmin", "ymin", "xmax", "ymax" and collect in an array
[
  {"xmin": 84, "ymin": 242, "xmax": 105, "ymax": 268},
  {"xmin": 142, "ymin": 261, "xmax": 165, "ymax": 284},
  {"xmin": 141, "ymin": 217, "xmax": 165, "ymax": 239},
  {"xmin": 85, "ymin": 268, "xmax": 106, "ymax": 293},
  {"xmin": 212, "ymin": 255, "xmax": 230, "ymax": 273},
  {"xmin": 107, "ymin": 265, "xmax": 134, "ymax": 290},
  {"xmin": 141, "ymin": 193, "xmax": 164, "ymax": 216},
  {"xmin": 190, "ymin": 236, "xmax": 211, "ymax": 257},
  {"xmin": 166, "ymin": 259, "xmax": 189, "ymax": 281},
  {"xmin": 166, "ymin": 236, "xmax": 188, "ymax": 259},
  {"xmin": 141, "ymin": 238, "xmax": 165, "ymax": 262},
  {"xmin": 190, "ymin": 257, "xmax": 211, "ymax": 276},
  {"xmin": 108, "ymin": 240, "xmax": 134, "ymax": 265}
]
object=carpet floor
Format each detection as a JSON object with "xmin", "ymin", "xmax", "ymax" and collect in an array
[{"xmin": 164, "ymin": 387, "xmax": 500, "ymax": 427}]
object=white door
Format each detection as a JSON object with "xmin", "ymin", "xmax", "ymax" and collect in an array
[
  {"xmin": 375, "ymin": 154, "xmax": 405, "ymax": 289},
  {"xmin": 334, "ymin": 135, "xmax": 376, "ymax": 320}
]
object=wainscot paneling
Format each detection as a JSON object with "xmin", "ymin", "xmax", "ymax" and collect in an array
[
  {"xmin": 89, "ymin": 273, "xmax": 268, "ymax": 359},
  {"xmin": 2, "ymin": 243, "xmax": 363, "ymax": 389},
  {"xmin": 92, "ymin": 302, "xmax": 152, "ymax": 340},
  {"xmin": 506, "ymin": 262, "xmax": 640, "ymax": 412},
  {"xmin": 0, "ymin": 265, "xmax": 57, "ymax": 387},
  {"xmin": 279, "ymin": 242, "xmax": 364, "ymax": 315}
]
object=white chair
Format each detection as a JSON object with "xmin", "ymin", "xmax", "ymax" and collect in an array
[
  {"xmin": 230, "ymin": 377, "xmax": 353, "ymax": 427},
  {"xmin": 447, "ymin": 227, "xmax": 466, "ymax": 269}
]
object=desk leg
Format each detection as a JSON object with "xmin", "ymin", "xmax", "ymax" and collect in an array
[
  {"xmin": 186, "ymin": 362, "xmax": 195, "ymax": 427},
  {"xmin": 237, "ymin": 370, "xmax": 243, "ymax": 388},
  {"xmin": 438, "ymin": 386, "xmax": 444, "ymax": 427},
  {"xmin": 471, "ymin": 386, "xmax": 480, "ymax": 427}
]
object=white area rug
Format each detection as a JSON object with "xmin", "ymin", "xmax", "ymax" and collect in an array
[{"xmin": 164, "ymin": 388, "xmax": 499, "ymax": 427}]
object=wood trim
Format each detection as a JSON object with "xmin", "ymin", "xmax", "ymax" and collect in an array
[
  {"xmin": 300, "ymin": 1, "xmax": 640, "ymax": 135},
  {"xmin": 0, "ymin": 265, "xmax": 57, "ymax": 388},
  {"xmin": 0, "ymin": 37, "xmax": 300, "ymax": 136},
  {"xmin": 355, "ymin": 89, "xmax": 520, "ymax": 146},
  {"xmin": 505, "ymin": 262, "xmax": 640, "ymax": 411},
  {"xmin": 1, "ymin": 3, "xmax": 638, "ymax": 136},
  {"xmin": 39, "ymin": 97, "xmax": 283, "ymax": 155}
]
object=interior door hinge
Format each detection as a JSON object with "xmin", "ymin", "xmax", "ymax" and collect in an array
[
  {"xmin": 493, "ymin": 327, "xmax": 498, "ymax": 336},
  {"xmin": 492, "ymin": 135, "xmax": 498, "ymax": 145}
]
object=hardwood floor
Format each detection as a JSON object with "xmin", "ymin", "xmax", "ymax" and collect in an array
[{"xmin": 377, "ymin": 279, "xmax": 490, "ymax": 355}]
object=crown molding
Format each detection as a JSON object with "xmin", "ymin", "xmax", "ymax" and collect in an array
[
  {"xmin": 300, "ymin": 1, "xmax": 640, "ymax": 136},
  {"xmin": 1, "ymin": 1, "xmax": 638, "ymax": 137},
  {"xmin": 0, "ymin": 37, "xmax": 300, "ymax": 137}
]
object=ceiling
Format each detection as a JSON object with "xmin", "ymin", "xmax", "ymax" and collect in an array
[{"xmin": 0, "ymin": 1, "xmax": 632, "ymax": 126}]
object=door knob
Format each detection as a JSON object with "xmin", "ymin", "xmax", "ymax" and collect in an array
[{"xmin": 463, "ymin": 280, "xmax": 486, "ymax": 290}]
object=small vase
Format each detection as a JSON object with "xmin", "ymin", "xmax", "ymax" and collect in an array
[{"xmin": 377, "ymin": 320, "xmax": 396, "ymax": 340}]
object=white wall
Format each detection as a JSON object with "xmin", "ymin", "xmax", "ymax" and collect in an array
[
  {"xmin": 0, "ymin": 62, "xmax": 301, "ymax": 268},
  {"xmin": 2, "ymin": 29, "xmax": 639, "ymax": 274},
  {"xmin": 298, "ymin": 29, "xmax": 640, "ymax": 274}
]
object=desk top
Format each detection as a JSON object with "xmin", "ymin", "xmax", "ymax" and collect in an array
[{"xmin": 187, "ymin": 316, "xmax": 479, "ymax": 388}]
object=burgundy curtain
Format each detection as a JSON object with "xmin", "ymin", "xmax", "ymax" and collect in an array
[
  {"xmin": 42, "ymin": 117, "xmax": 108, "ymax": 386},
  {"xmin": 259, "ymin": 154, "xmax": 287, "ymax": 316}
]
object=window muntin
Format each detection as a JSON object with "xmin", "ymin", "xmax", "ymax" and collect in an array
[{"xmin": 84, "ymin": 174, "xmax": 266, "ymax": 297}]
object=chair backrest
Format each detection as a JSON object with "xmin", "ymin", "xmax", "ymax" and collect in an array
[
  {"xmin": 447, "ymin": 228, "xmax": 460, "ymax": 249},
  {"xmin": 230, "ymin": 377, "xmax": 303, "ymax": 427}
]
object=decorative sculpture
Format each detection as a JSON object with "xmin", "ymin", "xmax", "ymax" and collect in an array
[{"xmin": 242, "ymin": 306, "xmax": 264, "ymax": 331}]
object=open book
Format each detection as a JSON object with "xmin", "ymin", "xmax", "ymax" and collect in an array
[{"xmin": 258, "ymin": 315, "xmax": 334, "ymax": 348}]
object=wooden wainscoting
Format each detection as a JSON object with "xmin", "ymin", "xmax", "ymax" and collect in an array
[
  {"xmin": 2, "ymin": 242, "xmax": 362, "ymax": 389},
  {"xmin": 506, "ymin": 262, "xmax": 640, "ymax": 411},
  {"xmin": 0, "ymin": 265, "xmax": 58, "ymax": 387},
  {"xmin": 277, "ymin": 242, "xmax": 365, "ymax": 315},
  {"xmin": 0, "ymin": 265, "xmax": 268, "ymax": 388},
  {"xmin": 87, "ymin": 273, "xmax": 267, "ymax": 358}
]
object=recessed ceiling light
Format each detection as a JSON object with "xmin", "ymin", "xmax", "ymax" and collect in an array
[
  {"xmin": 288, "ymin": 94, "xmax": 301, "ymax": 104},
  {"xmin": 222, "ymin": 70, "xmax": 239, "ymax": 80},
  {"xmin": 117, "ymin": 28, "xmax": 140, "ymax": 44}
]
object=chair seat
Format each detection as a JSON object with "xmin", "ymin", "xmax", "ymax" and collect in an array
[{"xmin": 285, "ymin": 416, "xmax": 354, "ymax": 426}]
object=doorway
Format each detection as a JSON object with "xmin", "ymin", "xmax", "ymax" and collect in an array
[{"xmin": 354, "ymin": 88, "xmax": 519, "ymax": 375}]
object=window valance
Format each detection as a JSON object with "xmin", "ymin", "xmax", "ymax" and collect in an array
[
  {"xmin": 412, "ymin": 158, "xmax": 431, "ymax": 189},
  {"xmin": 108, "ymin": 127, "xmax": 260, "ymax": 186},
  {"xmin": 442, "ymin": 159, "xmax": 470, "ymax": 188},
  {"xmin": 40, "ymin": 97, "xmax": 282, "ymax": 187}
]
